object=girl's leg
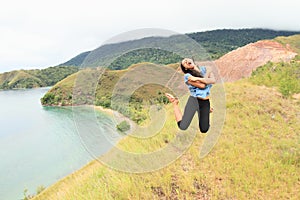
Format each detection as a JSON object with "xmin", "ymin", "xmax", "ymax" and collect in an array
[
  {"xmin": 178, "ymin": 96, "xmax": 199, "ymax": 130},
  {"xmin": 165, "ymin": 93, "xmax": 182, "ymax": 122},
  {"xmin": 166, "ymin": 93, "xmax": 199, "ymax": 130},
  {"xmin": 197, "ymin": 99, "xmax": 210, "ymax": 133}
]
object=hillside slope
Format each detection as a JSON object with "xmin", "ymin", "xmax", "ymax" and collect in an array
[
  {"xmin": 41, "ymin": 63, "xmax": 178, "ymax": 124},
  {"xmin": 214, "ymin": 39, "xmax": 298, "ymax": 82},
  {"xmin": 33, "ymin": 80, "xmax": 300, "ymax": 200}
]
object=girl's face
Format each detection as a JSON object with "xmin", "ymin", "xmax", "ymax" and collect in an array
[{"xmin": 182, "ymin": 58, "xmax": 196, "ymax": 69}]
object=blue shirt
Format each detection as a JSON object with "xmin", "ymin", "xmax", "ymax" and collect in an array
[{"xmin": 184, "ymin": 66, "xmax": 212, "ymax": 98}]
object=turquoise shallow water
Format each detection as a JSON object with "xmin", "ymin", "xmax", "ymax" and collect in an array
[{"xmin": 0, "ymin": 88, "xmax": 120, "ymax": 200}]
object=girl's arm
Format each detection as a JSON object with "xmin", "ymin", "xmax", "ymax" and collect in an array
[
  {"xmin": 187, "ymin": 80, "xmax": 206, "ymax": 88},
  {"xmin": 188, "ymin": 71, "xmax": 216, "ymax": 84}
]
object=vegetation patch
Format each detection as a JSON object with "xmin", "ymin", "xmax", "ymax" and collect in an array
[
  {"xmin": 250, "ymin": 61, "xmax": 300, "ymax": 97},
  {"xmin": 116, "ymin": 120, "xmax": 130, "ymax": 133}
]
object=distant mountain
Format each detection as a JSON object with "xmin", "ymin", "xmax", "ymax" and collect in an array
[
  {"xmin": 58, "ymin": 51, "xmax": 91, "ymax": 67},
  {"xmin": 60, "ymin": 28, "xmax": 300, "ymax": 68}
]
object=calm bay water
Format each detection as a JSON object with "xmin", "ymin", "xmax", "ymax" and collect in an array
[{"xmin": 0, "ymin": 88, "xmax": 120, "ymax": 200}]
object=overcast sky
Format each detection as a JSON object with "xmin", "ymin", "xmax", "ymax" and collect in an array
[{"xmin": 0, "ymin": 0, "xmax": 299, "ymax": 73}]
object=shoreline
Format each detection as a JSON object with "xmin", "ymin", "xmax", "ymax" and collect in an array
[
  {"xmin": 93, "ymin": 105, "xmax": 137, "ymax": 134},
  {"xmin": 42, "ymin": 104, "xmax": 137, "ymax": 133},
  {"xmin": 93, "ymin": 105, "xmax": 114, "ymax": 116}
]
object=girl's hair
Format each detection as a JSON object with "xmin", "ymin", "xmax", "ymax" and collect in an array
[{"xmin": 180, "ymin": 62, "xmax": 204, "ymax": 78}]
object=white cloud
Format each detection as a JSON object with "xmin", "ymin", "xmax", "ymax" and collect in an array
[{"xmin": 0, "ymin": 0, "xmax": 299, "ymax": 72}]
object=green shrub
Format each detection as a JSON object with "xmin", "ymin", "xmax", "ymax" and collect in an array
[
  {"xmin": 41, "ymin": 93, "xmax": 55, "ymax": 105},
  {"xmin": 116, "ymin": 120, "xmax": 130, "ymax": 132},
  {"xmin": 279, "ymin": 76, "xmax": 299, "ymax": 97}
]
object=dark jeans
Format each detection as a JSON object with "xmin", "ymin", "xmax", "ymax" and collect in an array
[{"xmin": 177, "ymin": 96, "xmax": 210, "ymax": 133}]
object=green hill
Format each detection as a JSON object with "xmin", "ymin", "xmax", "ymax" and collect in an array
[
  {"xmin": 41, "ymin": 63, "xmax": 177, "ymax": 124},
  {"xmin": 0, "ymin": 66, "xmax": 79, "ymax": 90},
  {"xmin": 0, "ymin": 70, "xmax": 43, "ymax": 89}
]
